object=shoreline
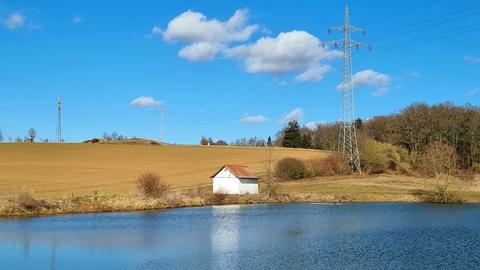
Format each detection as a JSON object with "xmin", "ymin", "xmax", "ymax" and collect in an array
[{"xmin": 2, "ymin": 189, "xmax": 479, "ymax": 219}]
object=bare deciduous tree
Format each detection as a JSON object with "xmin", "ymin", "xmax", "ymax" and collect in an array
[{"xmin": 27, "ymin": 128, "xmax": 37, "ymax": 143}]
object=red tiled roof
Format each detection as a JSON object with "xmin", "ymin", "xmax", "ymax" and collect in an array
[{"xmin": 210, "ymin": 164, "xmax": 259, "ymax": 179}]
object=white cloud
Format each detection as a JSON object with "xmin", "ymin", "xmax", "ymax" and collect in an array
[
  {"xmin": 295, "ymin": 64, "xmax": 332, "ymax": 82},
  {"xmin": 467, "ymin": 88, "xmax": 479, "ymax": 96},
  {"xmin": 225, "ymin": 31, "xmax": 340, "ymax": 76},
  {"xmin": 161, "ymin": 9, "xmax": 257, "ymax": 61},
  {"xmin": 130, "ymin": 96, "xmax": 162, "ymax": 107},
  {"xmin": 465, "ymin": 55, "xmax": 480, "ymax": 64},
  {"xmin": 352, "ymin": 69, "xmax": 390, "ymax": 89},
  {"xmin": 305, "ymin": 122, "xmax": 319, "ymax": 131},
  {"xmin": 152, "ymin": 26, "xmax": 162, "ymax": 34},
  {"xmin": 73, "ymin": 15, "xmax": 83, "ymax": 24},
  {"xmin": 5, "ymin": 12, "xmax": 25, "ymax": 29},
  {"xmin": 283, "ymin": 108, "xmax": 304, "ymax": 123},
  {"xmin": 240, "ymin": 115, "xmax": 267, "ymax": 124},
  {"xmin": 178, "ymin": 42, "xmax": 223, "ymax": 61},
  {"xmin": 337, "ymin": 69, "xmax": 391, "ymax": 96}
]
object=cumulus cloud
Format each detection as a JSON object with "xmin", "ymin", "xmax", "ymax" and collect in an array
[
  {"xmin": 160, "ymin": 9, "xmax": 257, "ymax": 61},
  {"xmin": 465, "ymin": 55, "xmax": 480, "ymax": 64},
  {"xmin": 283, "ymin": 108, "xmax": 304, "ymax": 123},
  {"xmin": 352, "ymin": 69, "xmax": 390, "ymax": 89},
  {"xmin": 467, "ymin": 88, "xmax": 479, "ymax": 96},
  {"xmin": 338, "ymin": 69, "xmax": 391, "ymax": 96},
  {"xmin": 295, "ymin": 64, "xmax": 332, "ymax": 82},
  {"xmin": 130, "ymin": 96, "xmax": 162, "ymax": 107},
  {"xmin": 240, "ymin": 115, "xmax": 267, "ymax": 124},
  {"xmin": 305, "ymin": 122, "xmax": 319, "ymax": 131},
  {"xmin": 4, "ymin": 12, "xmax": 26, "ymax": 29},
  {"xmin": 225, "ymin": 31, "xmax": 340, "ymax": 77},
  {"xmin": 178, "ymin": 42, "xmax": 223, "ymax": 61}
]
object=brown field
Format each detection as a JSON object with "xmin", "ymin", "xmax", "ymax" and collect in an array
[{"xmin": 0, "ymin": 143, "xmax": 327, "ymax": 198}]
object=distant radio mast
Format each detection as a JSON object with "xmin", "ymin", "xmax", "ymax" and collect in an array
[
  {"xmin": 324, "ymin": 5, "xmax": 371, "ymax": 173},
  {"xmin": 56, "ymin": 96, "xmax": 62, "ymax": 143}
]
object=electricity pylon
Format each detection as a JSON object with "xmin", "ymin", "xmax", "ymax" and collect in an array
[
  {"xmin": 56, "ymin": 96, "xmax": 62, "ymax": 143},
  {"xmin": 324, "ymin": 5, "xmax": 371, "ymax": 173}
]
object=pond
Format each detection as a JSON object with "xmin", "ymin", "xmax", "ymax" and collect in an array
[{"xmin": 1, "ymin": 203, "xmax": 480, "ymax": 269}]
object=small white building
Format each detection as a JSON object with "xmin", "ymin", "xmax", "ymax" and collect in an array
[{"xmin": 211, "ymin": 164, "xmax": 259, "ymax": 194}]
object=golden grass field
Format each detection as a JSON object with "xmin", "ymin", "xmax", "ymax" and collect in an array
[{"xmin": 0, "ymin": 143, "xmax": 327, "ymax": 198}]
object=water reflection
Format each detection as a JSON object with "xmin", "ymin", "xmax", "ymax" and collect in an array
[
  {"xmin": 211, "ymin": 205, "xmax": 240, "ymax": 269},
  {"xmin": 1, "ymin": 203, "xmax": 480, "ymax": 270}
]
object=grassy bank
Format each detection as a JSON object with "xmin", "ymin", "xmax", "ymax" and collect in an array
[{"xmin": 2, "ymin": 175, "xmax": 479, "ymax": 217}]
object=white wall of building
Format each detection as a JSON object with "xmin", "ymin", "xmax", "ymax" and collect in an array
[
  {"xmin": 239, "ymin": 179, "xmax": 258, "ymax": 194},
  {"xmin": 212, "ymin": 167, "xmax": 258, "ymax": 194}
]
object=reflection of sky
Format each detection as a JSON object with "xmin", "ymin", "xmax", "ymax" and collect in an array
[{"xmin": 1, "ymin": 203, "xmax": 480, "ymax": 269}]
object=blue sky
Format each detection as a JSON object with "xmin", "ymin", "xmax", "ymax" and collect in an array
[{"xmin": 0, "ymin": 0, "xmax": 479, "ymax": 143}]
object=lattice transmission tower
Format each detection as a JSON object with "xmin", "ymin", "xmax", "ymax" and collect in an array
[
  {"xmin": 56, "ymin": 96, "xmax": 62, "ymax": 143},
  {"xmin": 324, "ymin": 5, "xmax": 371, "ymax": 172}
]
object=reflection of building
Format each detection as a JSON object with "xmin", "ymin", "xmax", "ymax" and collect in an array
[
  {"xmin": 211, "ymin": 205, "xmax": 241, "ymax": 269},
  {"xmin": 211, "ymin": 165, "xmax": 259, "ymax": 194}
]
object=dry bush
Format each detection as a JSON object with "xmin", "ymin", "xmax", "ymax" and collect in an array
[
  {"xmin": 262, "ymin": 178, "xmax": 280, "ymax": 199},
  {"xmin": 186, "ymin": 185, "xmax": 206, "ymax": 198},
  {"xmin": 430, "ymin": 174, "xmax": 462, "ymax": 203},
  {"xmin": 305, "ymin": 153, "xmax": 352, "ymax": 177},
  {"xmin": 417, "ymin": 141, "xmax": 458, "ymax": 177},
  {"xmin": 275, "ymin": 157, "xmax": 306, "ymax": 181},
  {"xmin": 330, "ymin": 153, "xmax": 352, "ymax": 175},
  {"xmin": 15, "ymin": 186, "xmax": 39, "ymax": 211},
  {"xmin": 137, "ymin": 173, "xmax": 168, "ymax": 198},
  {"xmin": 305, "ymin": 158, "xmax": 335, "ymax": 177},
  {"xmin": 210, "ymin": 192, "xmax": 227, "ymax": 204}
]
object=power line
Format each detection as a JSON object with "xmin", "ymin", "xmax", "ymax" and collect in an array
[{"xmin": 359, "ymin": 0, "xmax": 440, "ymax": 27}]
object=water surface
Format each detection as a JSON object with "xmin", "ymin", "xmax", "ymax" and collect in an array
[{"xmin": 1, "ymin": 203, "xmax": 480, "ymax": 269}]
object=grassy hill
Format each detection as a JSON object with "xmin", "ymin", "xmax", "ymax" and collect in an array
[{"xmin": 0, "ymin": 143, "xmax": 327, "ymax": 198}]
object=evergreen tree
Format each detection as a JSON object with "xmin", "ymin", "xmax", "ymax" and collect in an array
[
  {"xmin": 282, "ymin": 121, "xmax": 302, "ymax": 148},
  {"xmin": 267, "ymin": 136, "xmax": 272, "ymax": 147}
]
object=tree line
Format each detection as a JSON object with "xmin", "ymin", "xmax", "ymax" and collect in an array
[
  {"xmin": 0, "ymin": 128, "xmax": 40, "ymax": 143},
  {"xmin": 276, "ymin": 102, "xmax": 480, "ymax": 170}
]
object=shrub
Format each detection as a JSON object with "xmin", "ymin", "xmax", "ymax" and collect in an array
[
  {"xmin": 15, "ymin": 186, "xmax": 39, "ymax": 211},
  {"xmin": 430, "ymin": 174, "xmax": 462, "ymax": 203},
  {"xmin": 358, "ymin": 136, "xmax": 411, "ymax": 175},
  {"xmin": 275, "ymin": 157, "xmax": 306, "ymax": 180},
  {"xmin": 210, "ymin": 192, "xmax": 227, "ymax": 204},
  {"xmin": 305, "ymin": 154, "xmax": 352, "ymax": 177},
  {"xmin": 417, "ymin": 141, "xmax": 458, "ymax": 177},
  {"xmin": 330, "ymin": 153, "xmax": 352, "ymax": 175},
  {"xmin": 137, "ymin": 173, "xmax": 168, "ymax": 198}
]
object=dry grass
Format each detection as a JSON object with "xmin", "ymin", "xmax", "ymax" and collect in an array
[
  {"xmin": 281, "ymin": 174, "xmax": 480, "ymax": 203},
  {"xmin": 0, "ymin": 143, "xmax": 327, "ymax": 198},
  {"xmin": 1, "ymin": 174, "xmax": 480, "ymax": 217}
]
